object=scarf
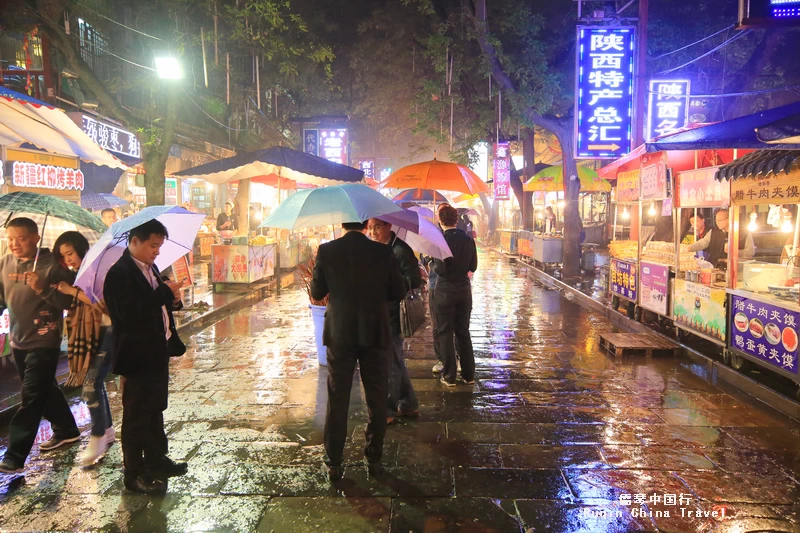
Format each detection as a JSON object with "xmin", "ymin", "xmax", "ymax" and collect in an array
[{"xmin": 64, "ymin": 298, "xmax": 104, "ymax": 387}]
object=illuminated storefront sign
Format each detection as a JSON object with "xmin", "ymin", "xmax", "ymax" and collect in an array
[
  {"xmin": 356, "ymin": 159, "xmax": 376, "ymax": 180},
  {"xmin": 574, "ymin": 27, "xmax": 635, "ymax": 159},
  {"xmin": 319, "ymin": 129, "xmax": 348, "ymax": 165},
  {"xmin": 81, "ymin": 115, "xmax": 141, "ymax": 158},
  {"xmin": 11, "ymin": 161, "xmax": 85, "ymax": 190},
  {"xmin": 647, "ymin": 80, "xmax": 690, "ymax": 140},
  {"xmin": 493, "ymin": 142, "xmax": 511, "ymax": 200},
  {"xmin": 302, "ymin": 129, "xmax": 319, "ymax": 156}
]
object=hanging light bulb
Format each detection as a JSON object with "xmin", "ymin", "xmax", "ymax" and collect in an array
[
  {"xmin": 621, "ymin": 207, "xmax": 630, "ymax": 220},
  {"xmin": 748, "ymin": 211, "xmax": 758, "ymax": 232},
  {"xmin": 782, "ymin": 216, "xmax": 794, "ymax": 233},
  {"xmin": 648, "ymin": 202, "xmax": 656, "ymax": 217}
]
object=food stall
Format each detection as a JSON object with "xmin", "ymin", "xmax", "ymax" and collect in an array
[
  {"xmin": 518, "ymin": 230, "xmax": 534, "ymax": 260},
  {"xmin": 609, "ymin": 169, "xmax": 640, "ymax": 317},
  {"xmin": 722, "ymin": 150, "xmax": 800, "ymax": 398},
  {"xmin": 212, "ymin": 237, "xmax": 276, "ymax": 285},
  {"xmin": 671, "ymin": 166, "xmax": 731, "ymax": 345},
  {"xmin": 638, "ymin": 152, "xmax": 675, "ymax": 321},
  {"xmin": 498, "ymin": 229, "xmax": 519, "ymax": 255}
]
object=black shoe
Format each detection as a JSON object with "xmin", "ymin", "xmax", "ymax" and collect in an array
[
  {"xmin": 124, "ymin": 474, "xmax": 167, "ymax": 495},
  {"xmin": 147, "ymin": 456, "xmax": 188, "ymax": 477},
  {"xmin": 0, "ymin": 458, "xmax": 23, "ymax": 475},
  {"xmin": 367, "ymin": 462, "xmax": 385, "ymax": 478},
  {"xmin": 39, "ymin": 434, "xmax": 80, "ymax": 451},
  {"xmin": 322, "ymin": 462, "xmax": 344, "ymax": 482}
]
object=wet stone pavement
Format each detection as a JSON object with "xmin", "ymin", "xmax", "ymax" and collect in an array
[{"xmin": 2, "ymin": 249, "xmax": 800, "ymax": 532}]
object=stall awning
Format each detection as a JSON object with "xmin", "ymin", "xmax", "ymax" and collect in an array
[
  {"xmin": 757, "ymin": 114, "xmax": 800, "ymax": 144},
  {"xmin": 714, "ymin": 150, "xmax": 800, "ymax": 181},
  {"xmin": 0, "ymin": 87, "xmax": 128, "ymax": 170},
  {"xmin": 648, "ymin": 101, "xmax": 800, "ymax": 152}
]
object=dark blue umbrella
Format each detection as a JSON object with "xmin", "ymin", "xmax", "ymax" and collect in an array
[
  {"xmin": 392, "ymin": 188, "xmax": 448, "ymax": 204},
  {"xmin": 648, "ymin": 101, "xmax": 800, "ymax": 152},
  {"xmin": 171, "ymin": 146, "xmax": 364, "ymax": 186}
]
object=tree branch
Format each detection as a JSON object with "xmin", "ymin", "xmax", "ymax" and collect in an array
[{"xmin": 461, "ymin": 0, "xmax": 567, "ymax": 136}]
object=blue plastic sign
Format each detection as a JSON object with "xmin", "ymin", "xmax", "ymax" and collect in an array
[
  {"xmin": 610, "ymin": 258, "xmax": 637, "ymax": 301},
  {"xmin": 357, "ymin": 159, "xmax": 376, "ymax": 180},
  {"xmin": 647, "ymin": 80, "xmax": 690, "ymax": 141},
  {"xmin": 771, "ymin": 0, "xmax": 800, "ymax": 18},
  {"xmin": 574, "ymin": 27, "xmax": 635, "ymax": 160},
  {"xmin": 302, "ymin": 129, "xmax": 319, "ymax": 156},
  {"xmin": 731, "ymin": 295, "xmax": 799, "ymax": 375}
]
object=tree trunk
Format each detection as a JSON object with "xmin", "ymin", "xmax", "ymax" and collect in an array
[
  {"xmin": 558, "ymin": 129, "xmax": 582, "ymax": 278},
  {"xmin": 522, "ymin": 132, "xmax": 535, "ymax": 231},
  {"xmin": 142, "ymin": 86, "xmax": 180, "ymax": 206}
]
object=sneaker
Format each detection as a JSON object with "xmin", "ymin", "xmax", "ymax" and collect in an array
[
  {"xmin": 0, "ymin": 458, "xmax": 23, "ymax": 475},
  {"xmin": 439, "ymin": 377, "xmax": 456, "ymax": 388},
  {"xmin": 432, "ymin": 361, "xmax": 444, "ymax": 373},
  {"xmin": 39, "ymin": 435, "xmax": 80, "ymax": 452},
  {"xmin": 459, "ymin": 377, "xmax": 475, "ymax": 385},
  {"xmin": 80, "ymin": 435, "xmax": 109, "ymax": 467}
]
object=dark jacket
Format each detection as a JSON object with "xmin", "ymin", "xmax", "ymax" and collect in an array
[
  {"xmin": 0, "ymin": 249, "xmax": 74, "ymax": 350},
  {"xmin": 104, "ymin": 249, "xmax": 185, "ymax": 377},
  {"xmin": 388, "ymin": 233, "xmax": 423, "ymax": 335},
  {"xmin": 216, "ymin": 212, "xmax": 237, "ymax": 232},
  {"xmin": 310, "ymin": 231, "xmax": 405, "ymax": 349},
  {"xmin": 434, "ymin": 228, "xmax": 478, "ymax": 289}
]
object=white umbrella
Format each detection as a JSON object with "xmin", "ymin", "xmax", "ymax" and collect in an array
[
  {"xmin": 384, "ymin": 211, "xmax": 452, "ymax": 260},
  {"xmin": 75, "ymin": 206, "xmax": 206, "ymax": 303}
]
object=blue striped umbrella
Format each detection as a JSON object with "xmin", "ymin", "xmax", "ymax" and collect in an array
[
  {"xmin": 80, "ymin": 193, "xmax": 128, "ymax": 212},
  {"xmin": 392, "ymin": 188, "xmax": 448, "ymax": 204}
]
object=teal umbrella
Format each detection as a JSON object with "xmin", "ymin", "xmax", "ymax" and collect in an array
[{"xmin": 260, "ymin": 184, "xmax": 405, "ymax": 230}]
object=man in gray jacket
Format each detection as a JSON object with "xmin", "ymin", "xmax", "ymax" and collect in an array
[{"xmin": 0, "ymin": 218, "xmax": 79, "ymax": 474}]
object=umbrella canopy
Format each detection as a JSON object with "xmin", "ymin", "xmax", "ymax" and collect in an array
[
  {"xmin": 453, "ymin": 193, "xmax": 480, "ymax": 204},
  {"xmin": 648, "ymin": 101, "xmax": 800, "ymax": 152},
  {"xmin": 392, "ymin": 188, "xmax": 449, "ymax": 204},
  {"xmin": 408, "ymin": 205, "xmax": 434, "ymax": 219},
  {"xmin": 523, "ymin": 166, "xmax": 611, "ymax": 193},
  {"xmin": 81, "ymin": 193, "xmax": 128, "ymax": 211},
  {"xmin": 259, "ymin": 184, "xmax": 404, "ymax": 231},
  {"xmin": 458, "ymin": 208, "xmax": 480, "ymax": 217},
  {"xmin": 381, "ymin": 159, "xmax": 490, "ymax": 195},
  {"xmin": 74, "ymin": 206, "xmax": 206, "ymax": 303},
  {"xmin": 382, "ymin": 211, "xmax": 452, "ymax": 260},
  {"xmin": 0, "ymin": 214, "xmax": 102, "ymax": 249},
  {"xmin": 0, "ymin": 191, "xmax": 107, "ymax": 232},
  {"xmin": 0, "ymin": 87, "xmax": 128, "ymax": 169},
  {"xmin": 757, "ymin": 114, "xmax": 800, "ymax": 144},
  {"xmin": 172, "ymin": 146, "xmax": 364, "ymax": 187}
]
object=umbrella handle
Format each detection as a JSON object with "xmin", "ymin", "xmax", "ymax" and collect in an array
[{"xmin": 32, "ymin": 212, "xmax": 49, "ymax": 272}]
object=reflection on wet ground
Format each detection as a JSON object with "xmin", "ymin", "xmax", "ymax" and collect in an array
[{"xmin": 2, "ymin": 248, "xmax": 800, "ymax": 532}]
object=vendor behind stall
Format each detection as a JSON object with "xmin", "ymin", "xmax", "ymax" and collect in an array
[
  {"xmin": 689, "ymin": 208, "xmax": 755, "ymax": 267},
  {"xmin": 216, "ymin": 201, "xmax": 238, "ymax": 232}
]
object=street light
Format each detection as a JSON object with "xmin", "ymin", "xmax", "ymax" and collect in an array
[{"xmin": 155, "ymin": 56, "xmax": 183, "ymax": 80}]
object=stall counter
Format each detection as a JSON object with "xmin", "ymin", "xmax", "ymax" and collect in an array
[
  {"xmin": 212, "ymin": 243, "xmax": 276, "ymax": 284},
  {"xmin": 533, "ymin": 235, "xmax": 563, "ymax": 264},
  {"xmin": 673, "ymin": 279, "xmax": 727, "ymax": 344},
  {"xmin": 498, "ymin": 230, "xmax": 519, "ymax": 255}
]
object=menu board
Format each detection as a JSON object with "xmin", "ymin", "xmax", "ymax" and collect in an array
[
  {"xmin": 616, "ymin": 170, "xmax": 640, "ymax": 202},
  {"xmin": 673, "ymin": 280, "xmax": 726, "ymax": 342},
  {"xmin": 730, "ymin": 295, "xmax": 799, "ymax": 375},
  {"xmin": 610, "ymin": 258, "xmax": 637, "ymax": 302},
  {"xmin": 640, "ymin": 261, "xmax": 669, "ymax": 315},
  {"xmin": 677, "ymin": 167, "xmax": 728, "ymax": 208}
]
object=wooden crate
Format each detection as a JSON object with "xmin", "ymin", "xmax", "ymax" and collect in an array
[{"xmin": 599, "ymin": 332, "xmax": 680, "ymax": 357}]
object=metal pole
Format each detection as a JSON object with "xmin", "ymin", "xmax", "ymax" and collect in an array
[
  {"xmin": 256, "ymin": 55, "xmax": 261, "ymax": 109},
  {"xmin": 226, "ymin": 53, "xmax": 230, "ymax": 105},
  {"xmin": 33, "ymin": 212, "xmax": 48, "ymax": 271},
  {"xmin": 634, "ymin": 0, "xmax": 649, "ymax": 147},
  {"xmin": 201, "ymin": 27, "xmax": 209, "ymax": 88}
]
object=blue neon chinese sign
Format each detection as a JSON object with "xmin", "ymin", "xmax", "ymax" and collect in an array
[
  {"xmin": 647, "ymin": 80, "xmax": 690, "ymax": 141},
  {"xmin": 771, "ymin": 0, "xmax": 800, "ymax": 18},
  {"xmin": 574, "ymin": 27, "xmax": 635, "ymax": 159}
]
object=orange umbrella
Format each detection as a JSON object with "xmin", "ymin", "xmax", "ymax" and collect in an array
[{"xmin": 381, "ymin": 159, "xmax": 490, "ymax": 195}]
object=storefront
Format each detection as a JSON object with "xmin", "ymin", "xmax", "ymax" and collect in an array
[
  {"xmin": 671, "ymin": 166, "xmax": 730, "ymax": 345},
  {"xmin": 722, "ymin": 150, "xmax": 800, "ymax": 398},
  {"xmin": 609, "ymin": 169, "xmax": 640, "ymax": 316}
]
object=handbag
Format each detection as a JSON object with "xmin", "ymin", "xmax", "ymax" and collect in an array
[{"xmin": 400, "ymin": 287, "xmax": 426, "ymax": 338}]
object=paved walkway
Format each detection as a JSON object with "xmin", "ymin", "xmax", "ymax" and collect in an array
[{"xmin": 1, "ymin": 249, "xmax": 800, "ymax": 532}]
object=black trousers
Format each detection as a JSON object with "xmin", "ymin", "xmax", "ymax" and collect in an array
[
  {"xmin": 122, "ymin": 370, "xmax": 169, "ymax": 478},
  {"xmin": 4, "ymin": 348, "xmax": 79, "ymax": 466},
  {"xmin": 324, "ymin": 345, "xmax": 389, "ymax": 466},
  {"xmin": 429, "ymin": 287, "xmax": 442, "ymax": 362},
  {"xmin": 434, "ymin": 285, "xmax": 475, "ymax": 383}
]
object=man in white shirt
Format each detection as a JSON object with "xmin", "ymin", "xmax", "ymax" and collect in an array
[{"xmin": 104, "ymin": 219, "xmax": 187, "ymax": 494}]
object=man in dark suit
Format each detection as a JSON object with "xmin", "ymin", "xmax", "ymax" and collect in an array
[
  {"xmin": 311, "ymin": 221, "xmax": 405, "ymax": 481},
  {"xmin": 104, "ymin": 219, "xmax": 187, "ymax": 494}
]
